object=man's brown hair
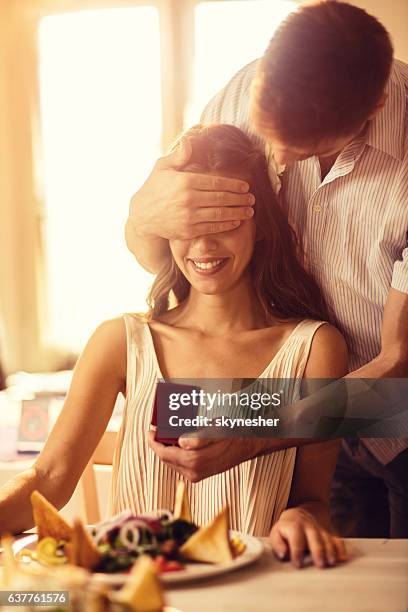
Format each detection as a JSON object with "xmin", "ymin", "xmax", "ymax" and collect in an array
[{"xmin": 251, "ymin": 0, "xmax": 394, "ymax": 147}]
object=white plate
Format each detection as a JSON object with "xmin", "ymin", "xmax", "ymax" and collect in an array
[{"xmin": 13, "ymin": 531, "xmax": 264, "ymax": 586}]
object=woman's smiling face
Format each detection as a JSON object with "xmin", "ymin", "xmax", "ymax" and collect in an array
[{"xmin": 169, "ymin": 175, "xmax": 256, "ymax": 295}]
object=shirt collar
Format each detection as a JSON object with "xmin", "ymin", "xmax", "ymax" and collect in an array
[{"xmin": 365, "ymin": 61, "xmax": 406, "ymax": 162}]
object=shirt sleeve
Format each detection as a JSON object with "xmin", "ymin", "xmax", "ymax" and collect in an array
[
  {"xmin": 392, "ymin": 245, "xmax": 408, "ymax": 294},
  {"xmin": 200, "ymin": 59, "xmax": 283, "ymax": 193},
  {"xmin": 200, "ymin": 59, "xmax": 259, "ymax": 130}
]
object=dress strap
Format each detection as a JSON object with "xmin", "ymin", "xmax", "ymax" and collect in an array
[
  {"xmin": 122, "ymin": 313, "xmax": 152, "ymax": 399},
  {"xmin": 290, "ymin": 319, "xmax": 328, "ymax": 379}
]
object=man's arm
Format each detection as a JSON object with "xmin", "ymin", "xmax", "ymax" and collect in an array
[
  {"xmin": 125, "ymin": 215, "xmax": 170, "ymax": 275},
  {"xmin": 349, "ymin": 287, "xmax": 408, "ymax": 378},
  {"xmin": 267, "ymin": 288, "xmax": 408, "ymax": 444},
  {"xmin": 345, "ymin": 287, "xmax": 408, "ymax": 463},
  {"xmin": 147, "ymin": 287, "xmax": 408, "ymax": 481}
]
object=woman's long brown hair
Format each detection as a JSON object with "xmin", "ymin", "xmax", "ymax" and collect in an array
[{"xmin": 147, "ymin": 124, "xmax": 329, "ymax": 322}]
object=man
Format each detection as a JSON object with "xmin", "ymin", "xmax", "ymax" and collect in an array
[{"xmin": 125, "ymin": 1, "xmax": 408, "ymax": 537}]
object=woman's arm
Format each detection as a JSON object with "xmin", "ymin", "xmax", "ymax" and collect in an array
[
  {"xmin": 293, "ymin": 323, "xmax": 349, "ymax": 525},
  {"xmin": 270, "ymin": 323, "xmax": 348, "ymax": 567},
  {"xmin": 0, "ymin": 317, "xmax": 126, "ymax": 534}
]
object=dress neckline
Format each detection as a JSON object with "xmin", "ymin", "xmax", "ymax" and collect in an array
[{"xmin": 143, "ymin": 319, "xmax": 308, "ymax": 381}]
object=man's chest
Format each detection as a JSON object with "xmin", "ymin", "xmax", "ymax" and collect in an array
[{"xmin": 281, "ymin": 148, "xmax": 407, "ymax": 284}]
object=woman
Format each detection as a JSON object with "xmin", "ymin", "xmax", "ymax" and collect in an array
[{"xmin": 0, "ymin": 125, "xmax": 348, "ymax": 568}]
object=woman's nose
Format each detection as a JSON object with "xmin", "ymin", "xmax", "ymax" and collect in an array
[{"xmin": 190, "ymin": 234, "xmax": 219, "ymax": 253}]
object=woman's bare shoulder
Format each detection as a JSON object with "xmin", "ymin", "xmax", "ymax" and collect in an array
[
  {"xmin": 304, "ymin": 323, "xmax": 348, "ymax": 379},
  {"xmin": 90, "ymin": 316, "xmax": 127, "ymax": 342},
  {"xmin": 81, "ymin": 317, "xmax": 127, "ymax": 382}
]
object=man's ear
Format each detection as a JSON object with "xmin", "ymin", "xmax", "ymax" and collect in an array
[{"xmin": 367, "ymin": 91, "xmax": 388, "ymax": 120}]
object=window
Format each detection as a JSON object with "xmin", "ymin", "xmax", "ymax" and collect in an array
[
  {"xmin": 38, "ymin": 8, "xmax": 161, "ymax": 350},
  {"xmin": 0, "ymin": 0, "xmax": 297, "ymax": 369},
  {"xmin": 188, "ymin": 0, "xmax": 296, "ymax": 123}
]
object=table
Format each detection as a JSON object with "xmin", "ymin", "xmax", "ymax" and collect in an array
[
  {"xmin": 167, "ymin": 538, "xmax": 408, "ymax": 612},
  {"xmin": 1, "ymin": 538, "xmax": 407, "ymax": 611}
]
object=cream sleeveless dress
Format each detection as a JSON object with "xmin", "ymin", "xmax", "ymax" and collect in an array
[{"xmin": 108, "ymin": 315, "xmax": 325, "ymax": 537}]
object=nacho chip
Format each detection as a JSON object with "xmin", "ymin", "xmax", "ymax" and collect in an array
[
  {"xmin": 230, "ymin": 534, "xmax": 246, "ymax": 557},
  {"xmin": 1, "ymin": 534, "xmax": 18, "ymax": 586},
  {"xmin": 173, "ymin": 480, "xmax": 191, "ymax": 522},
  {"xmin": 65, "ymin": 519, "xmax": 101, "ymax": 570},
  {"xmin": 113, "ymin": 555, "xmax": 165, "ymax": 612},
  {"xmin": 179, "ymin": 506, "xmax": 233, "ymax": 564},
  {"xmin": 31, "ymin": 491, "xmax": 73, "ymax": 542},
  {"xmin": 1, "ymin": 534, "xmax": 45, "ymax": 586}
]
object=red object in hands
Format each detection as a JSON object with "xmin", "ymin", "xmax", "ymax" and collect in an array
[
  {"xmin": 151, "ymin": 385, "xmax": 180, "ymax": 446},
  {"xmin": 151, "ymin": 382, "xmax": 201, "ymax": 446}
]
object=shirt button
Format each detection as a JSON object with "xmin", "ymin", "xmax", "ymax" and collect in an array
[{"xmin": 313, "ymin": 204, "xmax": 322, "ymax": 213}]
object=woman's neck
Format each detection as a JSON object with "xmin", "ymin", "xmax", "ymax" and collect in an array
[{"xmin": 163, "ymin": 276, "xmax": 269, "ymax": 336}]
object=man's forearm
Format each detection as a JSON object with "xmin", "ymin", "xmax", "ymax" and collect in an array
[
  {"xmin": 347, "ymin": 350, "xmax": 408, "ymax": 378},
  {"xmin": 250, "ymin": 352, "xmax": 408, "ymax": 461},
  {"xmin": 125, "ymin": 217, "xmax": 169, "ymax": 274}
]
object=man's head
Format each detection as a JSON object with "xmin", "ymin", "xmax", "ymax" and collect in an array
[{"xmin": 250, "ymin": 0, "xmax": 394, "ymax": 165}]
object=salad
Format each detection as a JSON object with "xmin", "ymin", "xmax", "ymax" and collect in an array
[
  {"xmin": 89, "ymin": 510, "xmax": 198, "ymax": 572},
  {"xmin": 24, "ymin": 485, "xmax": 245, "ymax": 575}
]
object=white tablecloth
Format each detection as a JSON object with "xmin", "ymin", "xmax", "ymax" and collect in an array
[
  {"xmin": 167, "ymin": 538, "xmax": 408, "ymax": 612},
  {"xmin": 1, "ymin": 460, "xmax": 407, "ymax": 611},
  {"xmin": 0, "ymin": 528, "xmax": 407, "ymax": 610}
]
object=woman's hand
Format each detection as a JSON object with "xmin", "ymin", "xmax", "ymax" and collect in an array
[{"xmin": 269, "ymin": 507, "xmax": 347, "ymax": 569}]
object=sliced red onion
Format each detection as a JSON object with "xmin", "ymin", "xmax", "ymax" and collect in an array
[
  {"xmin": 91, "ymin": 510, "xmax": 133, "ymax": 544},
  {"xmin": 91, "ymin": 509, "xmax": 173, "ymax": 547},
  {"xmin": 119, "ymin": 520, "xmax": 142, "ymax": 551}
]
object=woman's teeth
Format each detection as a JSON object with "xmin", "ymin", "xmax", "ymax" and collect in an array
[{"xmin": 192, "ymin": 259, "xmax": 224, "ymax": 270}]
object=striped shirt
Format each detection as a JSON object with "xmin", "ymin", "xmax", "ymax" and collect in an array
[{"xmin": 201, "ymin": 59, "xmax": 408, "ymax": 464}]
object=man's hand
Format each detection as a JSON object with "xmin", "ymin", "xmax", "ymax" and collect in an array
[
  {"xmin": 147, "ymin": 431, "xmax": 263, "ymax": 482},
  {"xmin": 147, "ymin": 432, "xmax": 316, "ymax": 481},
  {"xmin": 129, "ymin": 140, "xmax": 255, "ymax": 242}
]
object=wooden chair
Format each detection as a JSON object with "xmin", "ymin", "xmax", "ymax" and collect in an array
[{"xmin": 80, "ymin": 430, "xmax": 117, "ymax": 524}]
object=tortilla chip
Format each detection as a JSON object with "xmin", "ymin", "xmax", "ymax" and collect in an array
[
  {"xmin": 1, "ymin": 534, "xmax": 18, "ymax": 586},
  {"xmin": 113, "ymin": 555, "xmax": 165, "ymax": 612},
  {"xmin": 1, "ymin": 534, "xmax": 43, "ymax": 586},
  {"xmin": 173, "ymin": 480, "xmax": 191, "ymax": 522},
  {"xmin": 179, "ymin": 506, "xmax": 233, "ymax": 564},
  {"xmin": 66, "ymin": 519, "xmax": 101, "ymax": 570},
  {"xmin": 31, "ymin": 491, "xmax": 73, "ymax": 542}
]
